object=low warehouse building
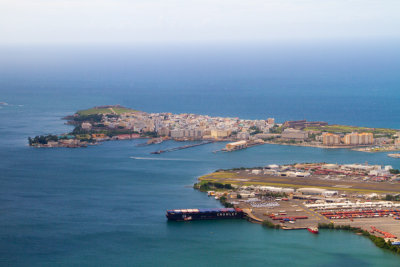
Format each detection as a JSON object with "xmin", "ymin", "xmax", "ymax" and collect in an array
[
  {"xmin": 225, "ymin": 140, "xmax": 247, "ymax": 151},
  {"xmin": 297, "ymin": 188, "xmax": 327, "ymax": 195}
]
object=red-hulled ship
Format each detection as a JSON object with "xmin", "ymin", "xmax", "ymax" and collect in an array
[{"xmin": 307, "ymin": 226, "xmax": 319, "ymax": 234}]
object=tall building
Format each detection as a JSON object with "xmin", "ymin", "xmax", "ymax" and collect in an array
[
  {"xmin": 343, "ymin": 132, "xmax": 359, "ymax": 145},
  {"xmin": 343, "ymin": 132, "xmax": 373, "ymax": 145},
  {"xmin": 170, "ymin": 129, "xmax": 184, "ymax": 138},
  {"xmin": 157, "ymin": 127, "xmax": 170, "ymax": 136},
  {"xmin": 395, "ymin": 138, "xmax": 400, "ymax": 146},
  {"xmin": 210, "ymin": 129, "xmax": 231, "ymax": 138},
  {"xmin": 322, "ymin": 133, "xmax": 341, "ymax": 145},
  {"xmin": 359, "ymin": 132, "xmax": 374, "ymax": 144}
]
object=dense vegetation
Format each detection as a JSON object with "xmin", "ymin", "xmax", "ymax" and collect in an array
[
  {"xmin": 70, "ymin": 126, "xmax": 138, "ymax": 137},
  {"xmin": 318, "ymin": 223, "xmax": 400, "ymax": 254},
  {"xmin": 249, "ymin": 126, "xmax": 262, "ymax": 135},
  {"xmin": 71, "ymin": 126, "xmax": 90, "ymax": 135},
  {"xmin": 219, "ymin": 196, "xmax": 234, "ymax": 208},
  {"xmin": 384, "ymin": 194, "xmax": 400, "ymax": 201},
  {"xmin": 76, "ymin": 106, "xmax": 136, "ymax": 116},
  {"xmin": 72, "ymin": 114, "xmax": 103, "ymax": 123},
  {"xmin": 262, "ymin": 137, "xmax": 276, "ymax": 141},
  {"xmin": 195, "ymin": 181, "xmax": 233, "ymax": 192},
  {"xmin": 269, "ymin": 125, "xmax": 283, "ymax": 134},
  {"xmin": 141, "ymin": 131, "xmax": 158, "ymax": 138},
  {"xmin": 193, "ymin": 181, "xmax": 235, "ymax": 207},
  {"xmin": 262, "ymin": 220, "xmax": 280, "ymax": 229},
  {"xmin": 28, "ymin": 135, "xmax": 58, "ymax": 145}
]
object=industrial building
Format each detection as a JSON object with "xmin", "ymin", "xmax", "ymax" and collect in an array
[
  {"xmin": 297, "ymin": 188, "xmax": 327, "ymax": 195},
  {"xmin": 225, "ymin": 140, "xmax": 247, "ymax": 151}
]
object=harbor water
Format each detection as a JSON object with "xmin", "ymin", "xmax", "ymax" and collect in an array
[{"xmin": 1, "ymin": 43, "xmax": 400, "ymax": 266}]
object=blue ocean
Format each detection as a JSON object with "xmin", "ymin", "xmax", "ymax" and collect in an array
[{"xmin": 1, "ymin": 42, "xmax": 400, "ymax": 266}]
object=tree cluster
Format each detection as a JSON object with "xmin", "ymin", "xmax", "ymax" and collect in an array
[
  {"xmin": 197, "ymin": 181, "xmax": 233, "ymax": 191},
  {"xmin": 73, "ymin": 114, "xmax": 103, "ymax": 123},
  {"xmin": 262, "ymin": 220, "xmax": 280, "ymax": 229},
  {"xmin": 28, "ymin": 135, "xmax": 58, "ymax": 145},
  {"xmin": 385, "ymin": 194, "xmax": 400, "ymax": 201}
]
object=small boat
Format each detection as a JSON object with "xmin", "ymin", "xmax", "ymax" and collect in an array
[{"xmin": 307, "ymin": 226, "xmax": 319, "ymax": 234}]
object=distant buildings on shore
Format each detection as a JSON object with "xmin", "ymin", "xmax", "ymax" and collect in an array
[
  {"xmin": 322, "ymin": 132, "xmax": 374, "ymax": 146},
  {"xmin": 344, "ymin": 132, "xmax": 374, "ymax": 145},
  {"xmin": 322, "ymin": 133, "xmax": 341, "ymax": 145},
  {"xmin": 113, "ymin": 111, "xmax": 277, "ymax": 142},
  {"xmin": 281, "ymin": 128, "xmax": 308, "ymax": 140},
  {"xmin": 81, "ymin": 112, "xmax": 385, "ymax": 148},
  {"xmin": 33, "ymin": 107, "xmax": 399, "ymax": 150},
  {"xmin": 283, "ymin": 120, "xmax": 328, "ymax": 129}
]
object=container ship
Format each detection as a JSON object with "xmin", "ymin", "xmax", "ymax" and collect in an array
[{"xmin": 166, "ymin": 208, "xmax": 245, "ymax": 221}]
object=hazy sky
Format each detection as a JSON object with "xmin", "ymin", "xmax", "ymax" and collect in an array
[{"xmin": 1, "ymin": 0, "xmax": 399, "ymax": 45}]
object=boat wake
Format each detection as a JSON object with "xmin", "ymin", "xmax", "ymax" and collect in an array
[{"xmin": 129, "ymin": 156, "xmax": 196, "ymax": 161}]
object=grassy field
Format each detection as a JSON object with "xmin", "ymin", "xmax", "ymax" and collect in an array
[
  {"xmin": 304, "ymin": 124, "xmax": 397, "ymax": 135},
  {"xmin": 199, "ymin": 178, "xmax": 397, "ymax": 194},
  {"xmin": 77, "ymin": 106, "xmax": 137, "ymax": 115},
  {"xmin": 198, "ymin": 171, "xmax": 400, "ymax": 194},
  {"xmin": 199, "ymin": 172, "xmax": 239, "ymax": 180}
]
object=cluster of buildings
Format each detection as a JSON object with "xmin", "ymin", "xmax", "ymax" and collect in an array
[
  {"xmin": 95, "ymin": 110, "xmax": 277, "ymax": 141},
  {"xmin": 207, "ymin": 184, "xmax": 339, "ymax": 206},
  {"xmin": 322, "ymin": 132, "xmax": 374, "ymax": 146},
  {"xmin": 74, "ymin": 111, "xmax": 399, "ymax": 151},
  {"xmin": 228, "ymin": 184, "xmax": 338, "ymax": 199},
  {"xmin": 305, "ymin": 201, "xmax": 400, "ymax": 210},
  {"xmin": 210, "ymin": 163, "xmax": 400, "ymax": 207},
  {"xmin": 245, "ymin": 162, "xmax": 398, "ymax": 182}
]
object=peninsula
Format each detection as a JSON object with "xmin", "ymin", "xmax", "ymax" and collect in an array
[{"xmin": 29, "ymin": 105, "xmax": 400, "ymax": 153}]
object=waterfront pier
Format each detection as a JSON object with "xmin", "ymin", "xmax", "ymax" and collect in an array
[{"xmin": 150, "ymin": 141, "xmax": 214, "ymax": 154}]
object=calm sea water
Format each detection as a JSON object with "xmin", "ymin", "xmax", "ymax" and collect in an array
[{"xmin": 1, "ymin": 43, "xmax": 400, "ymax": 266}]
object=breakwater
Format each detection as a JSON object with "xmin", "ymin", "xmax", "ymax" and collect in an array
[{"xmin": 150, "ymin": 141, "xmax": 214, "ymax": 154}]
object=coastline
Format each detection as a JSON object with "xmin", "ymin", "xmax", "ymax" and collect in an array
[
  {"xmin": 28, "ymin": 105, "xmax": 400, "ymax": 153},
  {"xmin": 193, "ymin": 162, "xmax": 400, "ymax": 255},
  {"xmin": 200, "ymin": 186, "xmax": 400, "ymax": 255},
  {"xmin": 262, "ymin": 141, "xmax": 358, "ymax": 149},
  {"xmin": 194, "ymin": 185, "xmax": 400, "ymax": 255}
]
